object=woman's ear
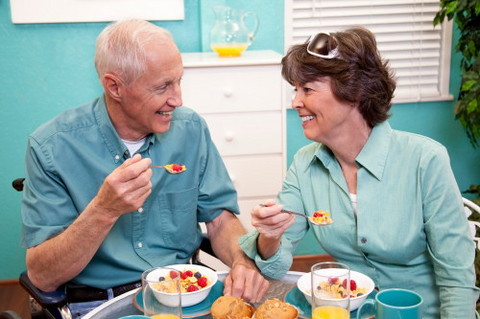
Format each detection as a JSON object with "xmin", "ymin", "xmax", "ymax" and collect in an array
[{"xmin": 102, "ymin": 73, "xmax": 123, "ymax": 102}]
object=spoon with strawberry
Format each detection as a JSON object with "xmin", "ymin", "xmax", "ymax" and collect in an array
[
  {"xmin": 260, "ymin": 204, "xmax": 334, "ymax": 226},
  {"xmin": 151, "ymin": 163, "xmax": 187, "ymax": 174}
]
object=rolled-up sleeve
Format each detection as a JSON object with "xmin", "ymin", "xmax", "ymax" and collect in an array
[{"xmin": 421, "ymin": 146, "xmax": 479, "ymax": 318}]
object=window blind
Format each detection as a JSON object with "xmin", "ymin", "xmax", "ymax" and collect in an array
[{"xmin": 284, "ymin": 0, "xmax": 453, "ymax": 103}]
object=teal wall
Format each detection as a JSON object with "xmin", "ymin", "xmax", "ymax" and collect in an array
[{"xmin": 0, "ymin": 0, "xmax": 478, "ymax": 279}]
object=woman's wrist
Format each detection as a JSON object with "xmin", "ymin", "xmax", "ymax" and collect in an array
[{"xmin": 257, "ymin": 233, "xmax": 281, "ymax": 260}]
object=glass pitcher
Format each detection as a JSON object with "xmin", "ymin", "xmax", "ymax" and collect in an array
[{"xmin": 210, "ymin": 5, "xmax": 259, "ymax": 57}]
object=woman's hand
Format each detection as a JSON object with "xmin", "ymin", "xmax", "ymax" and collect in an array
[
  {"xmin": 251, "ymin": 202, "xmax": 295, "ymax": 240},
  {"xmin": 252, "ymin": 202, "xmax": 295, "ymax": 260}
]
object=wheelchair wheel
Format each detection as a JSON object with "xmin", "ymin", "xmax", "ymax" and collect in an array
[{"xmin": 0, "ymin": 311, "xmax": 23, "ymax": 319}]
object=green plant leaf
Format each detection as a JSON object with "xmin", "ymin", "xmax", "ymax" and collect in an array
[
  {"xmin": 446, "ymin": 1, "xmax": 458, "ymax": 14},
  {"xmin": 462, "ymin": 80, "xmax": 476, "ymax": 91},
  {"xmin": 467, "ymin": 99, "xmax": 478, "ymax": 113}
]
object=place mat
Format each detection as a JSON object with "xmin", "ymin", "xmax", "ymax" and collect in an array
[
  {"xmin": 285, "ymin": 287, "xmax": 376, "ymax": 319},
  {"xmin": 133, "ymin": 281, "xmax": 223, "ymax": 318}
]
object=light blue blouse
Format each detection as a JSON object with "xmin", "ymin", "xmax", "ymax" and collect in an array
[
  {"xmin": 240, "ymin": 121, "xmax": 478, "ymax": 318},
  {"xmin": 21, "ymin": 96, "xmax": 239, "ymax": 289}
]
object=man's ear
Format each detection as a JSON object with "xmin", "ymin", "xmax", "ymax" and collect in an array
[{"xmin": 102, "ymin": 73, "xmax": 123, "ymax": 101}]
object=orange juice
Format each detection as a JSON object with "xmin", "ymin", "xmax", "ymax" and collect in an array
[
  {"xmin": 150, "ymin": 314, "xmax": 181, "ymax": 319},
  {"xmin": 312, "ymin": 306, "xmax": 349, "ymax": 319},
  {"xmin": 211, "ymin": 43, "xmax": 248, "ymax": 57}
]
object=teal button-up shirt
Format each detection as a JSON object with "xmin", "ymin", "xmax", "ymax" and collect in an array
[
  {"xmin": 21, "ymin": 97, "xmax": 239, "ymax": 289},
  {"xmin": 240, "ymin": 121, "xmax": 478, "ymax": 318}
]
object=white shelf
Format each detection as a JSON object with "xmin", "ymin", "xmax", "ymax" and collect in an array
[{"xmin": 181, "ymin": 50, "xmax": 283, "ymax": 68}]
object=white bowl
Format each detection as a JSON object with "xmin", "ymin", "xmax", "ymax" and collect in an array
[
  {"xmin": 297, "ymin": 270, "xmax": 375, "ymax": 311},
  {"xmin": 147, "ymin": 264, "xmax": 218, "ymax": 307}
]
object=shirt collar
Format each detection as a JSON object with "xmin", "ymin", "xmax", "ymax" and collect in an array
[
  {"xmin": 93, "ymin": 96, "xmax": 126, "ymax": 163},
  {"xmin": 311, "ymin": 121, "xmax": 392, "ymax": 181},
  {"xmin": 355, "ymin": 121, "xmax": 391, "ymax": 180}
]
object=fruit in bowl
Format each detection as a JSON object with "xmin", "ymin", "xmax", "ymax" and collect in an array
[
  {"xmin": 296, "ymin": 270, "xmax": 375, "ymax": 311},
  {"xmin": 148, "ymin": 264, "xmax": 218, "ymax": 307}
]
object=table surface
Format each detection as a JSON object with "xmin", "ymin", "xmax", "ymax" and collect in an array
[{"xmin": 83, "ymin": 271, "xmax": 303, "ymax": 319}]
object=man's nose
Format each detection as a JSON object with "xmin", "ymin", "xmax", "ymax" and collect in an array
[{"xmin": 168, "ymin": 84, "xmax": 183, "ymax": 107}]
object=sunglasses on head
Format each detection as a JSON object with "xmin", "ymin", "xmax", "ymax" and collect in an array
[{"xmin": 306, "ymin": 32, "xmax": 340, "ymax": 59}]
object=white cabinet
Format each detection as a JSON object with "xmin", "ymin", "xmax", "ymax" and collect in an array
[{"xmin": 181, "ymin": 50, "xmax": 286, "ymax": 232}]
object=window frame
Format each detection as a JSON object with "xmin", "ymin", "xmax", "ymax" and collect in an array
[{"xmin": 284, "ymin": 0, "xmax": 454, "ymax": 104}]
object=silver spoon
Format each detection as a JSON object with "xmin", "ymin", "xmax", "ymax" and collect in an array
[
  {"xmin": 259, "ymin": 204, "xmax": 333, "ymax": 226},
  {"xmin": 151, "ymin": 164, "xmax": 187, "ymax": 174}
]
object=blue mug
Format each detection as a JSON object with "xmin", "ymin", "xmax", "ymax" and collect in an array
[{"xmin": 356, "ymin": 288, "xmax": 423, "ymax": 319}]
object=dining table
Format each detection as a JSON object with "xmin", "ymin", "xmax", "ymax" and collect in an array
[{"xmin": 83, "ymin": 270, "xmax": 371, "ymax": 319}]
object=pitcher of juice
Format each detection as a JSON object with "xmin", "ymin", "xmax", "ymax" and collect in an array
[{"xmin": 210, "ymin": 5, "xmax": 259, "ymax": 57}]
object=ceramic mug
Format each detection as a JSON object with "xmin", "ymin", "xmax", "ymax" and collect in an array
[{"xmin": 356, "ymin": 288, "xmax": 423, "ymax": 319}]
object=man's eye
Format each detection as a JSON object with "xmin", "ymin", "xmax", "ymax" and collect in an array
[{"xmin": 154, "ymin": 84, "xmax": 169, "ymax": 92}]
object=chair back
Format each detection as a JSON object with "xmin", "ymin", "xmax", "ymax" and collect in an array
[{"xmin": 463, "ymin": 197, "xmax": 480, "ymax": 250}]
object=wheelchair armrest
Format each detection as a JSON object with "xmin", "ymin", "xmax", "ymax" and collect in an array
[
  {"xmin": 19, "ymin": 272, "xmax": 68, "ymax": 308},
  {"xmin": 199, "ymin": 234, "xmax": 215, "ymax": 257},
  {"xmin": 191, "ymin": 234, "xmax": 218, "ymax": 267},
  {"xmin": 12, "ymin": 178, "xmax": 25, "ymax": 192}
]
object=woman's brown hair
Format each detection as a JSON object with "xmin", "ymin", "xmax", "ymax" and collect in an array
[{"xmin": 282, "ymin": 27, "xmax": 396, "ymax": 127}]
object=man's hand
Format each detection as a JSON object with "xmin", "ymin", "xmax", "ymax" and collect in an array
[
  {"xmin": 222, "ymin": 259, "xmax": 269, "ymax": 303},
  {"xmin": 206, "ymin": 211, "xmax": 269, "ymax": 303},
  {"xmin": 93, "ymin": 154, "xmax": 152, "ymax": 219}
]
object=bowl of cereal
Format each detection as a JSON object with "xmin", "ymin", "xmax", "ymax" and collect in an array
[
  {"xmin": 296, "ymin": 269, "xmax": 375, "ymax": 311},
  {"xmin": 147, "ymin": 264, "xmax": 218, "ymax": 307}
]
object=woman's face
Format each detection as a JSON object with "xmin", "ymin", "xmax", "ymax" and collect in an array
[{"xmin": 292, "ymin": 77, "xmax": 356, "ymax": 143}]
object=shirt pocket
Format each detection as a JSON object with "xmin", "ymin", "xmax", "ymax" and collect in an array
[{"xmin": 156, "ymin": 187, "xmax": 200, "ymax": 250}]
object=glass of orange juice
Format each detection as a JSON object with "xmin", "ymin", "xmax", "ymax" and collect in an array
[
  {"xmin": 311, "ymin": 262, "xmax": 351, "ymax": 319},
  {"xmin": 142, "ymin": 267, "xmax": 182, "ymax": 319}
]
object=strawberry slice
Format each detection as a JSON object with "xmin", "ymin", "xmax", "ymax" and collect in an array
[
  {"xmin": 197, "ymin": 277, "xmax": 208, "ymax": 288},
  {"xmin": 350, "ymin": 279, "xmax": 357, "ymax": 291},
  {"xmin": 342, "ymin": 279, "xmax": 357, "ymax": 291},
  {"xmin": 187, "ymin": 285, "xmax": 199, "ymax": 292}
]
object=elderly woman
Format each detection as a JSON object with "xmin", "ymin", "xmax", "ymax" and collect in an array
[{"xmin": 239, "ymin": 27, "xmax": 478, "ymax": 318}]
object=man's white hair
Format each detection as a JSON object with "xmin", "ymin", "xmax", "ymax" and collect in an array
[{"xmin": 95, "ymin": 19, "xmax": 174, "ymax": 85}]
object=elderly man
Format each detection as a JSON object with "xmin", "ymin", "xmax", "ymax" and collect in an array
[{"xmin": 21, "ymin": 19, "xmax": 268, "ymax": 317}]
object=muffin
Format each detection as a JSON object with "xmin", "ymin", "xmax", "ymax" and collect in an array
[
  {"xmin": 211, "ymin": 295, "xmax": 255, "ymax": 319},
  {"xmin": 254, "ymin": 298, "xmax": 298, "ymax": 319}
]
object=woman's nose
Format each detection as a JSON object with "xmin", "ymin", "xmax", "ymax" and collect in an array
[{"xmin": 291, "ymin": 90, "xmax": 303, "ymax": 110}]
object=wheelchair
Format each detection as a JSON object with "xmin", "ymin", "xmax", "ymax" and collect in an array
[{"xmin": 12, "ymin": 178, "xmax": 216, "ymax": 319}]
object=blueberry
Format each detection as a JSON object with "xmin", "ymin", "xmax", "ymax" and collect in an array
[
  {"xmin": 194, "ymin": 272, "xmax": 202, "ymax": 279},
  {"xmin": 158, "ymin": 276, "xmax": 165, "ymax": 281}
]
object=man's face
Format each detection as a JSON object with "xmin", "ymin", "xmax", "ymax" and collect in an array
[{"xmin": 114, "ymin": 40, "xmax": 184, "ymax": 141}]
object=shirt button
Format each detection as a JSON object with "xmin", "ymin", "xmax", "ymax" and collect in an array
[
  {"xmin": 114, "ymin": 155, "xmax": 120, "ymax": 160},
  {"xmin": 124, "ymin": 150, "xmax": 129, "ymax": 155},
  {"xmin": 361, "ymin": 237, "xmax": 367, "ymax": 244},
  {"xmin": 137, "ymin": 242, "xmax": 143, "ymax": 248},
  {"xmin": 138, "ymin": 207, "xmax": 143, "ymax": 213}
]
